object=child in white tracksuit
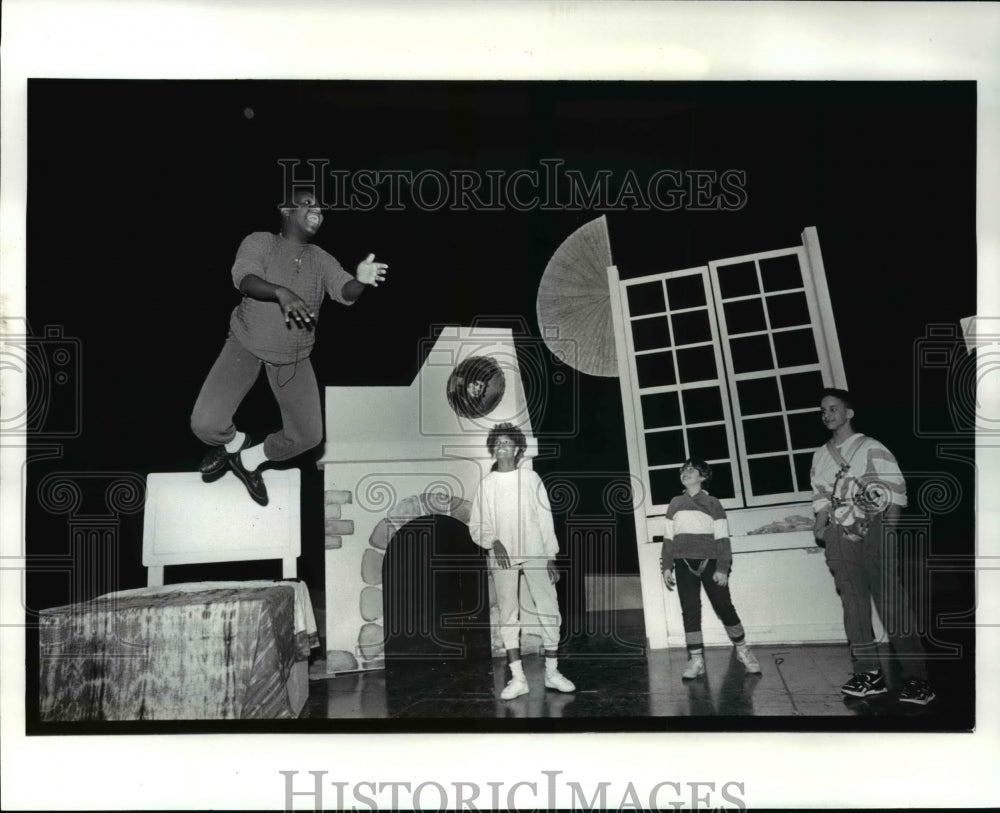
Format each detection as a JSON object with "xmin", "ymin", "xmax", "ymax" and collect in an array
[{"xmin": 468, "ymin": 422, "xmax": 576, "ymax": 700}]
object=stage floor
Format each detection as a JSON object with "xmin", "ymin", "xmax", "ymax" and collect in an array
[{"xmin": 302, "ymin": 611, "xmax": 974, "ymax": 731}]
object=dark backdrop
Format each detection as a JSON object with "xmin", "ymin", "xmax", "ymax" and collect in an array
[{"xmin": 24, "ymin": 80, "xmax": 977, "ymax": 727}]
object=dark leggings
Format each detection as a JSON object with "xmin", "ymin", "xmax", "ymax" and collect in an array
[{"xmin": 675, "ymin": 559, "xmax": 745, "ymax": 652}]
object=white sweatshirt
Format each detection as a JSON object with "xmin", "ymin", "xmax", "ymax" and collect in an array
[{"xmin": 468, "ymin": 467, "xmax": 560, "ymax": 565}]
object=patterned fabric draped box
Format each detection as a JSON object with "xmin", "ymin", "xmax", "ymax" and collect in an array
[{"xmin": 39, "ymin": 581, "xmax": 318, "ymax": 721}]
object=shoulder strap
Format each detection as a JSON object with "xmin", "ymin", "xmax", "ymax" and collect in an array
[
  {"xmin": 826, "ymin": 435, "xmax": 877, "ymax": 533},
  {"xmin": 826, "ymin": 434, "xmax": 867, "ymax": 471}
]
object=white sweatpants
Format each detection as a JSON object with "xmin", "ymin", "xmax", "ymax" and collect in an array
[{"xmin": 491, "ymin": 559, "xmax": 562, "ymax": 652}]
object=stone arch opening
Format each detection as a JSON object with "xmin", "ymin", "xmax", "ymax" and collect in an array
[
  {"xmin": 382, "ymin": 514, "xmax": 491, "ymax": 668},
  {"xmin": 381, "ymin": 513, "xmax": 492, "ymax": 709}
]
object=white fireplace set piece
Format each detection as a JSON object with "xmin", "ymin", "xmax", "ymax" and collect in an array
[{"xmin": 315, "ymin": 325, "xmax": 552, "ymax": 675}]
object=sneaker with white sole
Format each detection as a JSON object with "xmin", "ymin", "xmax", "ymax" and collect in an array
[
  {"xmin": 500, "ymin": 675, "xmax": 529, "ymax": 700},
  {"xmin": 681, "ymin": 655, "xmax": 705, "ymax": 680},
  {"xmin": 735, "ymin": 646, "xmax": 762, "ymax": 674},
  {"xmin": 841, "ymin": 671, "xmax": 888, "ymax": 697},
  {"xmin": 544, "ymin": 669, "xmax": 576, "ymax": 692},
  {"xmin": 898, "ymin": 677, "xmax": 935, "ymax": 706}
]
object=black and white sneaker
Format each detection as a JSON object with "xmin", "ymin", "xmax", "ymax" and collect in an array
[
  {"xmin": 898, "ymin": 677, "xmax": 936, "ymax": 706},
  {"xmin": 841, "ymin": 671, "xmax": 888, "ymax": 697}
]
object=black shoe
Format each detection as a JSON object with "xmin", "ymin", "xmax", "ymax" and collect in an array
[
  {"xmin": 199, "ymin": 434, "xmax": 250, "ymax": 475},
  {"xmin": 841, "ymin": 671, "xmax": 888, "ymax": 698},
  {"xmin": 898, "ymin": 677, "xmax": 936, "ymax": 706},
  {"xmin": 228, "ymin": 451, "xmax": 269, "ymax": 506}
]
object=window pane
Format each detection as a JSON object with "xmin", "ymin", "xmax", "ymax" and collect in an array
[
  {"xmin": 748, "ymin": 456, "xmax": 794, "ymax": 495},
  {"xmin": 671, "ymin": 309, "xmax": 712, "ymax": 345},
  {"xmin": 620, "ymin": 244, "xmax": 838, "ymax": 512},
  {"xmin": 687, "ymin": 424, "xmax": 730, "ymax": 461},
  {"xmin": 635, "ymin": 351, "xmax": 676, "ymax": 389},
  {"xmin": 730, "ymin": 335, "xmax": 774, "ymax": 373},
  {"xmin": 793, "ymin": 451, "xmax": 815, "ymax": 493},
  {"xmin": 676, "ymin": 345, "xmax": 717, "ymax": 383},
  {"xmin": 665, "ymin": 274, "xmax": 705, "ymax": 309},
  {"xmin": 723, "ymin": 298, "xmax": 767, "ymax": 335},
  {"xmin": 706, "ymin": 462, "xmax": 735, "ymax": 501},
  {"xmin": 649, "ymin": 467, "xmax": 681, "ymax": 505},
  {"xmin": 743, "ymin": 415, "xmax": 788, "ymax": 455},
  {"xmin": 773, "ymin": 328, "xmax": 818, "ymax": 367},
  {"xmin": 645, "ymin": 430, "xmax": 686, "ymax": 466},
  {"xmin": 780, "ymin": 370, "xmax": 825, "ymax": 411},
  {"xmin": 716, "ymin": 261, "xmax": 759, "ymax": 299},
  {"xmin": 737, "ymin": 377, "xmax": 781, "ymax": 415},
  {"xmin": 682, "ymin": 386, "xmax": 724, "ymax": 423},
  {"xmin": 767, "ymin": 291, "xmax": 811, "ymax": 329},
  {"xmin": 759, "ymin": 253, "xmax": 802, "ymax": 292},
  {"xmin": 787, "ymin": 410, "xmax": 826, "ymax": 451},
  {"xmin": 631, "ymin": 316, "xmax": 671, "ymax": 352},
  {"xmin": 640, "ymin": 391, "xmax": 681, "ymax": 428},
  {"xmin": 627, "ymin": 280, "xmax": 666, "ymax": 316}
]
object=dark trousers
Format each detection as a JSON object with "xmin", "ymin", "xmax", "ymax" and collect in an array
[
  {"xmin": 822, "ymin": 516, "xmax": 927, "ymax": 678},
  {"xmin": 675, "ymin": 559, "xmax": 745, "ymax": 652}
]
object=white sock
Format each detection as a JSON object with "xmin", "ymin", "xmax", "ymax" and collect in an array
[
  {"xmin": 509, "ymin": 660, "xmax": 525, "ymax": 681},
  {"xmin": 545, "ymin": 657, "xmax": 559, "ymax": 674},
  {"xmin": 240, "ymin": 444, "xmax": 269, "ymax": 472},
  {"xmin": 224, "ymin": 431, "xmax": 246, "ymax": 454}
]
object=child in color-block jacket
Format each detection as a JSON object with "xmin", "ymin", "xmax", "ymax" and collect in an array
[{"xmin": 657, "ymin": 459, "xmax": 761, "ymax": 680}]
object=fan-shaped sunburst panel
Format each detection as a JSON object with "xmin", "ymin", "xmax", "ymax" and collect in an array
[{"xmin": 535, "ymin": 215, "xmax": 617, "ymax": 378}]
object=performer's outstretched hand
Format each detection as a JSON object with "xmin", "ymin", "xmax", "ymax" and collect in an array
[{"xmin": 356, "ymin": 253, "xmax": 388, "ymax": 286}]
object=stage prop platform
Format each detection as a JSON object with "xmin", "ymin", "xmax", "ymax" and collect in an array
[{"xmin": 38, "ymin": 469, "xmax": 317, "ymax": 721}]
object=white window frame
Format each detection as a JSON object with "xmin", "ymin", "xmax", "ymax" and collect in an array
[
  {"xmin": 619, "ymin": 266, "xmax": 745, "ymax": 511},
  {"xmin": 610, "ymin": 227, "xmax": 846, "ymax": 515}
]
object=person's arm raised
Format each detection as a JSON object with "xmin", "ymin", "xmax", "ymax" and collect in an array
[{"xmin": 341, "ymin": 253, "xmax": 388, "ymax": 302}]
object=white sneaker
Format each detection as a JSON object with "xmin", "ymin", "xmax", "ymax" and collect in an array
[
  {"xmin": 736, "ymin": 646, "xmax": 761, "ymax": 674},
  {"xmin": 681, "ymin": 656, "xmax": 705, "ymax": 680},
  {"xmin": 544, "ymin": 669, "xmax": 576, "ymax": 692},
  {"xmin": 500, "ymin": 675, "xmax": 529, "ymax": 700}
]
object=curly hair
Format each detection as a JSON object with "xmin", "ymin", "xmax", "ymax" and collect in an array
[{"xmin": 486, "ymin": 422, "xmax": 527, "ymax": 461}]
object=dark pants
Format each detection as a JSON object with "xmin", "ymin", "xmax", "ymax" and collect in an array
[
  {"xmin": 675, "ymin": 559, "xmax": 745, "ymax": 652},
  {"xmin": 190, "ymin": 335, "xmax": 323, "ymax": 462},
  {"xmin": 822, "ymin": 516, "xmax": 927, "ymax": 678}
]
